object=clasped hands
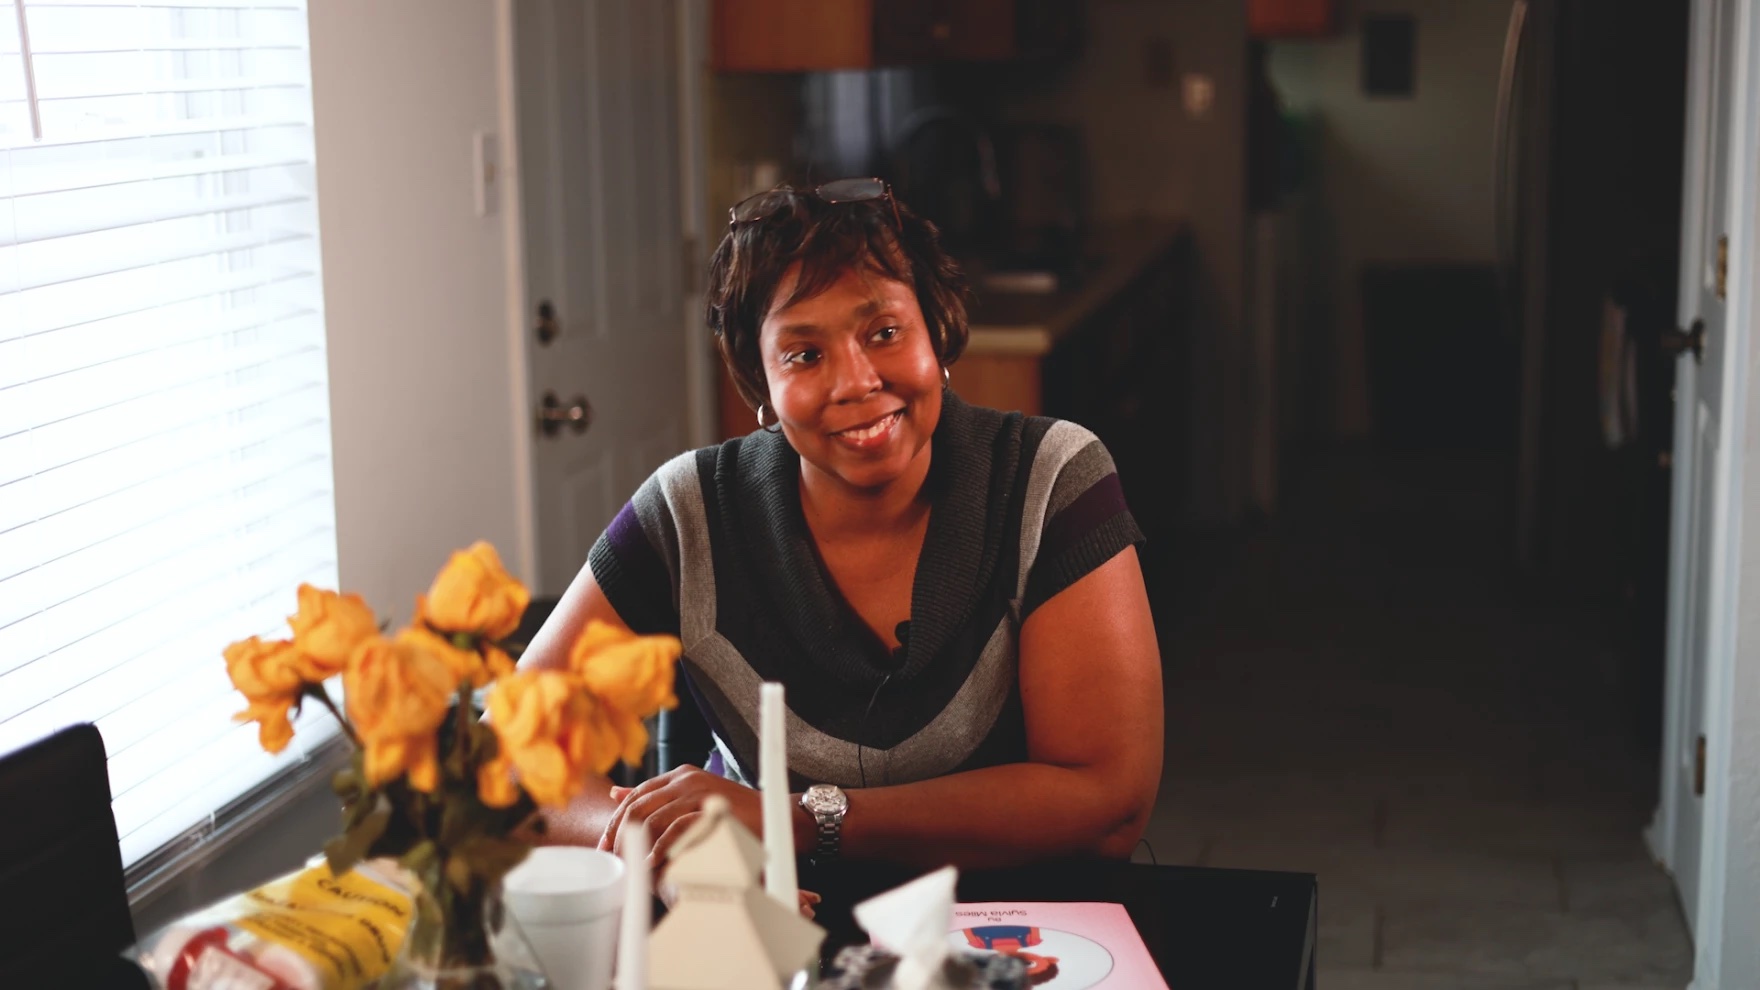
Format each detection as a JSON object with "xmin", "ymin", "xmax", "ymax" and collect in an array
[{"xmin": 597, "ymin": 764, "xmax": 820, "ymax": 917}]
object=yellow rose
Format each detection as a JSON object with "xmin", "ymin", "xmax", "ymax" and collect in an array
[
  {"xmin": 287, "ymin": 584, "xmax": 378, "ymax": 681},
  {"xmin": 344, "ymin": 636, "xmax": 457, "ymax": 792},
  {"xmin": 481, "ymin": 671, "xmax": 616, "ymax": 808},
  {"xmin": 568, "ymin": 620, "xmax": 680, "ymax": 717},
  {"xmin": 483, "ymin": 644, "xmax": 517, "ymax": 680},
  {"xmin": 396, "ymin": 626, "xmax": 508, "ymax": 690},
  {"xmin": 225, "ymin": 636, "xmax": 305, "ymax": 753},
  {"xmin": 422, "ymin": 542, "xmax": 529, "ymax": 641}
]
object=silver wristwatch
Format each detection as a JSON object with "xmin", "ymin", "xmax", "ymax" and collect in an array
[{"xmin": 799, "ymin": 784, "xmax": 849, "ymax": 862}]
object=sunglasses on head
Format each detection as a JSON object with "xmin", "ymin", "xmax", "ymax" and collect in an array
[{"xmin": 727, "ymin": 177, "xmax": 902, "ymax": 230}]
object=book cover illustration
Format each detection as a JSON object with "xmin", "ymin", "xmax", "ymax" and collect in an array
[{"xmin": 947, "ymin": 902, "xmax": 1169, "ymax": 989}]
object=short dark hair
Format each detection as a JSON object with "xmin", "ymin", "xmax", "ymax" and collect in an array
[{"xmin": 705, "ymin": 189, "xmax": 969, "ymax": 412}]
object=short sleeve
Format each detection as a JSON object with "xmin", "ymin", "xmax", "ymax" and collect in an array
[
  {"xmin": 1021, "ymin": 431, "xmax": 1145, "ymax": 617},
  {"xmin": 586, "ymin": 460, "xmax": 690, "ymax": 637}
]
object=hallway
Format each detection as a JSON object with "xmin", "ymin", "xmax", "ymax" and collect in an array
[{"xmin": 1138, "ymin": 449, "xmax": 1695, "ymax": 989}]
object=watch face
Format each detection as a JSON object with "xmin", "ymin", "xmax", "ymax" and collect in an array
[{"xmin": 803, "ymin": 784, "xmax": 849, "ymax": 817}]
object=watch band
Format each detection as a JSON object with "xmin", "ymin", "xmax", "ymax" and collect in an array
[{"xmin": 813, "ymin": 811, "xmax": 841, "ymax": 861}]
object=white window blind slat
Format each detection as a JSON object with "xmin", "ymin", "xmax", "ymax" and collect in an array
[
  {"xmin": 4, "ymin": 75, "xmax": 307, "ymax": 102},
  {"xmin": 29, "ymin": 2, "xmax": 304, "ymax": 10},
  {"xmin": 10, "ymin": 148, "xmax": 311, "ymax": 198},
  {"xmin": 9, "ymin": 228, "xmax": 314, "ymax": 293},
  {"xmin": 0, "ymin": 302, "xmax": 317, "ymax": 388},
  {"xmin": 0, "ymin": 319, "xmax": 323, "ymax": 432},
  {"xmin": 0, "ymin": 452, "xmax": 332, "ymax": 626},
  {"xmin": 5, "ymin": 263, "xmax": 318, "ymax": 338},
  {"xmin": 117, "ymin": 708, "xmax": 335, "ymax": 868},
  {"xmin": 0, "ymin": 377, "xmax": 323, "ymax": 533},
  {"xmin": 0, "ymin": 415, "xmax": 329, "ymax": 581},
  {"xmin": 1, "ymin": 114, "xmax": 308, "ymax": 151},
  {"xmin": 0, "ymin": 0, "xmax": 337, "ymax": 870},
  {"xmin": 2, "ymin": 353, "xmax": 328, "ymax": 483},
  {"xmin": 0, "ymin": 496, "xmax": 335, "ymax": 691},
  {"xmin": 5, "ymin": 183, "xmax": 312, "ymax": 247},
  {"xmin": 78, "ymin": 587, "xmax": 320, "ymax": 748},
  {"xmin": 0, "ymin": 318, "xmax": 322, "ymax": 430},
  {"xmin": 0, "ymin": 547, "xmax": 337, "ymax": 759}
]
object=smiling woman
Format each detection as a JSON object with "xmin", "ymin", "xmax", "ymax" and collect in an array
[{"xmin": 516, "ymin": 181, "xmax": 1164, "ymax": 875}]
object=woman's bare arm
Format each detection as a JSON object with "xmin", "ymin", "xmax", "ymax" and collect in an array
[{"xmin": 516, "ymin": 562, "xmax": 635, "ymax": 846}]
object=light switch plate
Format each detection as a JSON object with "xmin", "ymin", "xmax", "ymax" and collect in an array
[
  {"xmin": 473, "ymin": 131, "xmax": 499, "ymax": 218},
  {"xmin": 1182, "ymin": 73, "xmax": 1215, "ymax": 119}
]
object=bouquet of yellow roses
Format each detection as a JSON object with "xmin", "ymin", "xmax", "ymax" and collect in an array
[{"xmin": 220, "ymin": 542, "xmax": 680, "ymax": 984}]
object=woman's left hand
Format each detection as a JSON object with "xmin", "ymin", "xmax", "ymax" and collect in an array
[{"xmin": 597, "ymin": 765, "xmax": 767, "ymax": 866}]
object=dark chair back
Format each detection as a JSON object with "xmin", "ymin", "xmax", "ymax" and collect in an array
[{"xmin": 0, "ymin": 723, "xmax": 140, "ymax": 985}]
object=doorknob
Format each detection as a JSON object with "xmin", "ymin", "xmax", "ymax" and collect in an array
[
  {"xmin": 1661, "ymin": 319, "xmax": 1706, "ymax": 362},
  {"xmin": 535, "ymin": 300, "xmax": 560, "ymax": 346},
  {"xmin": 535, "ymin": 390, "xmax": 592, "ymax": 437}
]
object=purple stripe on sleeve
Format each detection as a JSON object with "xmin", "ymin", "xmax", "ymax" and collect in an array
[
  {"xmin": 1039, "ymin": 472, "xmax": 1129, "ymax": 560},
  {"xmin": 604, "ymin": 500, "xmax": 650, "ymax": 559},
  {"xmin": 591, "ymin": 500, "xmax": 676, "ymax": 633}
]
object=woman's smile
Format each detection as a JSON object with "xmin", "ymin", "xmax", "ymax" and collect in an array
[{"xmin": 829, "ymin": 408, "xmax": 904, "ymax": 448}]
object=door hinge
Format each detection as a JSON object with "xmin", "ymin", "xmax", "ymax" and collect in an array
[
  {"xmin": 1695, "ymin": 733, "xmax": 1707, "ymax": 796},
  {"xmin": 1717, "ymin": 235, "xmax": 1728, "ymax": 300}
]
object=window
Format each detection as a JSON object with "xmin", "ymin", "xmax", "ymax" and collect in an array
[{"xmin": 0, "ymin": 0, "xmax": 338, "ymax": 869}]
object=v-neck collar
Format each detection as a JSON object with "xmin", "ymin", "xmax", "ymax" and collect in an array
[{"xmin": 726, "ymin": 390, "xmax": 1016, "ymax": 689}]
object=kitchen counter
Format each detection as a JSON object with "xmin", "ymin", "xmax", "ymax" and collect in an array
[{"xmin": 963, "ymin": 218, "xmax": 1189, "ymax": 357}]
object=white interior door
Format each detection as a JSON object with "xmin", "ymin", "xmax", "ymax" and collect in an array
[
  {"xmin": 514, "ymin": 0, "xmax": 690, "ymax": 595},
  {"xmin": 1659, "ymin": 0, "xmax": 1744, "ymax": 937}
]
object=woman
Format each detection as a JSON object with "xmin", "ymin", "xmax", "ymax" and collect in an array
[{"xmin": 520, "ymin": 179, "xmax": 1163, "ymax": 872}]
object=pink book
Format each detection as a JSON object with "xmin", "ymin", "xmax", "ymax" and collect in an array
[{"xmin": 949, "ymin": 901, "xmax": 1169, "ymax": 989}]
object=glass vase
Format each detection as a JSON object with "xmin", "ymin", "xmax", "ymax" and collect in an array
[{"xmin": 378, "ymin": 882, "xmax": 549, "ymax": 990}]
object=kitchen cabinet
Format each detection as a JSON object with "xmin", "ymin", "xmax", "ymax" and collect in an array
[
  {"xmin": 1248, "ymin": 0, "xmax": 1336, "ymax": 39},
  {"xmin": 712, "ymin": 0, "xmax": 1075, "ymax": 72}
]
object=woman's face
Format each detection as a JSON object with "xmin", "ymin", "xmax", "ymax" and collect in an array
[{"xmin": 758, "ymin": 263, "xmax": 943, "ymax": 494}]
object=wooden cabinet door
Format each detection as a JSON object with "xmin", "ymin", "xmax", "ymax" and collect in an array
[
  {"xmin": 874, "ymin": 0, "xmax": 1015, "ymax": 64},
  {"xmin": 1248, "ymin": 0, "xmax": 1336, "ymax": 38},
  {"xmin": 712, "ymin": 0, "xmax": 873, "ymax": 72}
]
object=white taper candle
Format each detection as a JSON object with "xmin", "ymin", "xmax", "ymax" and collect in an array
[
  {"xmin": 614, "ymin": 818, "xmax": 650, "ymax": 990},
  {"xmin": 760, "ymin": 681, "xmax": 799, "ymax": 908}
]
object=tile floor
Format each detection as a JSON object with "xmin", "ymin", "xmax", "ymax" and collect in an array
[{"xmin": 1136, "ymin": 449, "xmax": 1694, "ymax": 989}]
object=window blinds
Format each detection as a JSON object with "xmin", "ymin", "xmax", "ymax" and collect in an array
[{"xmin": 0, "ymin": 0, "xmax": 340, "ymax": 869}]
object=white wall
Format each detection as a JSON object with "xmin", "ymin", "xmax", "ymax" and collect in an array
[
  {"xmin": 132, "ymin": 0, "xmax": 531, "ymax": 933},
  {"xmin": 310, "ymin": 0, "xmax": 532, "ymax": 607},
  {"xmin": 1267, "ymin": 0, "xmax": 1510, "ymax": 434}
]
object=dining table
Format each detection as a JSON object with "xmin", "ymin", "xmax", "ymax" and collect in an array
[
  {"xmin": 97, "ymin": 856, "xmax": 1317, "ymax": 989},
  {"xmin": 804, "ymin": 856, "xmax": 1319, "ymax": 990}
]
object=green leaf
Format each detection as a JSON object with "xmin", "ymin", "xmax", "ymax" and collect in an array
[
  {"xmin": 401, "ymin": 839, "xmax": 439, "ymax": 878},
  {"xmin": 453, "ymin": 835, "xmax": 532, "ymax": 888},
  {"xmin": 324, "ymin": 794, "xmax": 392, "ymax": 876},
  {"xmin": 330, "ymin": 767, "xmax": 363, "ymax": 802},
  {"xmin": 322, "ymin": 834, "xmax": 361, "ymax": 877}
]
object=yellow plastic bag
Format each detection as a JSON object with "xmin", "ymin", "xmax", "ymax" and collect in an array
[{"xmin": 131, "ymin": 859, "xmax": 415, "ymax": 990}]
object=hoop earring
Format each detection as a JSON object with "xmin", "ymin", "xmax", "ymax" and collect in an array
[
  {"xmin": 756, "ymin": 404, "xmax": 782, "ymax": 434},
  {"xmin": 942, "ymin": 367, "xmax": 951, "ymax": 386}
]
